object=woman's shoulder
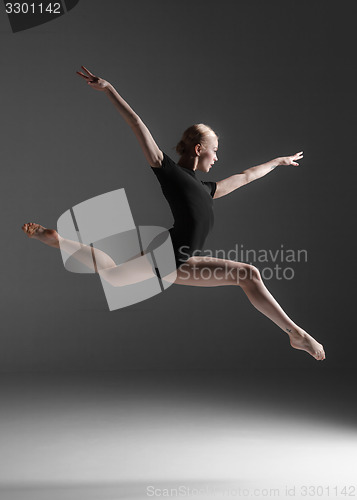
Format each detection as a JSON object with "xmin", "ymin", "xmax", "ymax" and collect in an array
[{"xmin": 151, "ymin": 152, "xmax": 178, "ymax": 170}]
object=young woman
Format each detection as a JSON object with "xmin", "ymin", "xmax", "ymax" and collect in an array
[{"xmin": 22, "ymin": 66, "xmax": 325, "ymax": 361}]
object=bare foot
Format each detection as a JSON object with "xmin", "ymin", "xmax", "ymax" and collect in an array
[
  {"xmin": 288, "ymin": 328, "xmax": 326, "ymax": 361},
  {"xmin": 22, "ymin": 223, "xmax": 59, "ymax": 248}
]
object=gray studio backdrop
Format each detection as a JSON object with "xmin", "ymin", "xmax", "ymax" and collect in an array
[{"xmin": 1, "ymin": 0, "xmax": 355, "ymax": 373}]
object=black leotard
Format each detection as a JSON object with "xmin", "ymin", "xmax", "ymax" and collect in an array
[{"xmin": 151, "ymin": 152, "xmax": 216, "ymax": 268}]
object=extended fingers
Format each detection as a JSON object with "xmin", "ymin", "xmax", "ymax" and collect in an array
[
  {"xmin": 77, "ymin": 65, "xmax": 97, "ymax": 82},
  {"xmin": 81, "ymin": 65, "xmax": 95, "ymax": 77},
  {"xmin": 76, "ymin": 71, "xmax": 90, "ymax": 80}
]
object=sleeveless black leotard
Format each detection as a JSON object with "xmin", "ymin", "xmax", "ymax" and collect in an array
[{"xmin": 151, "ymin": 152, "xmax": 216, "ymax": 268}]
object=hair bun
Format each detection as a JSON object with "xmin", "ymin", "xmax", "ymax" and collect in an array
[{"xmin": 176, "ymin": 124, "xmax": 217, "ymax": 157}]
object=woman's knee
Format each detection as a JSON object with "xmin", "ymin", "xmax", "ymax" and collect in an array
[
  {"xmin": 238, "ymin": 264, "xmax": 262, "ymax": 286},
  {"xmin": 214, "ymin": 261, "xmax": 261, "ymax": 286},
  {"xmin": 206, "ymin": 261, "xmax": 261, "ymax": 286}
]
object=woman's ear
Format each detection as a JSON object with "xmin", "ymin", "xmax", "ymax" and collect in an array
[{"xmin": 194, "ymin": 143, "xmax": 201, "ymax": 157}]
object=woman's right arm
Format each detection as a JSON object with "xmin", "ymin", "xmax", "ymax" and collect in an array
[{"xmin": 77, "ymin": 66, "xmax": 163, "ymax": 168}]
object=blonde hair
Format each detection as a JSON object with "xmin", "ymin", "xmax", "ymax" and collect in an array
[{"xmin": 176, "ymin": 124, "xmax": 217, "ymax": 157}]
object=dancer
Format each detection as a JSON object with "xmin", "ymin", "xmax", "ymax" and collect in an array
[{"xmin": 22, "ymin": 66, "xmax": 325, "ymax": 361}]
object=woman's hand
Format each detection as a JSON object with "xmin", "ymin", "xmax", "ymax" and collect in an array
[
  {"xmin": 277, "ymin": 151, "xmax": 304, "ymax": 167},
  {"xmin": 76, "ymin": 66, "xmax": 110, "ymax": 91}
]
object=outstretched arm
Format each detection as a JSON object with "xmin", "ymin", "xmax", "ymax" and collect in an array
[
  {"xmin": 77, "ymin": 66, "xmax": 163, "ymax": 167},
  {"xmin": 214, "ymin": 152, "xmax": 303, "ymax": 199}
]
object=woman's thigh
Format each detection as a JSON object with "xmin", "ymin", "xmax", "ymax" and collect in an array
[
  {"xmin": 99, "ymin": 255, "xmax": 256, "ymax": 289},
  {"xmin": 171, "ymin": 256, "xmax": 254, "ymax": 287}
]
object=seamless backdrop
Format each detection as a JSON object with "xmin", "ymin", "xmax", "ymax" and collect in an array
[{"xmin": 0, "ymin": 0, "xmax": 355, "ymax": 376}]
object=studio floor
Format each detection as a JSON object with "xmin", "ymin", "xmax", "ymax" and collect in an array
[{"xmin": 0, "ymin": 370, "xmax": 356, "ymax": 500}]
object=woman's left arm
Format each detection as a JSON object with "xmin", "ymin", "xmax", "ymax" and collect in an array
[{"xmin": 214, "ymin": 152, "xmax": 303, "ymax": 199}]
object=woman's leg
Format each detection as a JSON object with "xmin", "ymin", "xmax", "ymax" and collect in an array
[
  {"xmin": 22, "ymin": 223, "xmax": 156, "ymax": 286},
  {"xmin": 22, "ymin": 224, "xmax": 325, "ymax": 359},
  {"xmin": 173, "ymin": 256, "xmax": 325, "ymax": 360},
  {"xmin": 22, "ymin": 223, "xmax": 116, "ymax": 269}
]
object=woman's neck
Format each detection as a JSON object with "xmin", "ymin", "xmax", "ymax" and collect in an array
[{"xmin": 177, "ymin": 155, "xmax": 198, "ymax": 171}]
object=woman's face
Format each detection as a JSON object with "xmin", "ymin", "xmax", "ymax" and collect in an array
[{"xmin": 196, "ymin": 134, "xmax": 219, "ymax": 173}]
